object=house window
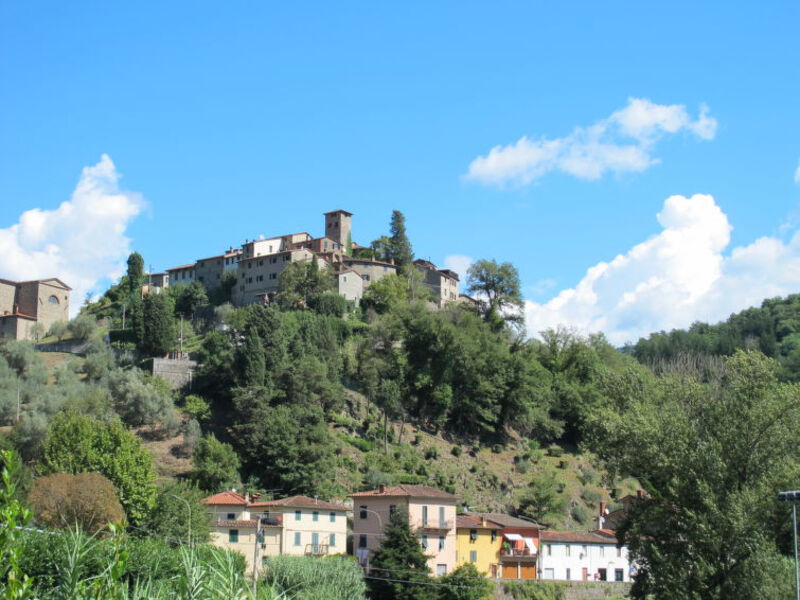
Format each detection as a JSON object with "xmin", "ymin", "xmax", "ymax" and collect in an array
[
  {"xmin": 615, "ymin": 569, "xmax": 624, "ymax": 582},
  {"xmin": 313, "ymin": 511, "xmax": 319, "ymax": 522},
  {"xmin": 329, "ymin": 512, "xmax": 336, "ymax": 522},
  {"xmin": 389, "ymin": 505, "xmax": 398, "ymax": 517},
  {"xmin": 359, "ymin": 506, "xmax": 367, "ymax": 519},
  {"xmin": 362, "ymin": 275, "xmax": 370, "ymax": 281},
  {"xmin": 491, "ymin": 530, "xmax": 497, "ymax": 543},
  {"xmin": 565, "ymin": 545, "xmax": 571, "ymax": 557},
  {"xmin": 566, "ymin": 568, "xmax": 571, "ymax": 580},
  {"xmin": 470, "ymin": 529, "xmax": 477, "ymax": 542},
  {"xmin": 228, "ymin": 529, "xmax": 238, "ymax": 543},
  {"xmin": 271, "ymin": 257, "xmax": 277, "ymax": 264},
  {"xmin": 295, "ymin": 510, "xmax": 301, "ymax": 521},
  {"xmin": 269, "ymin": 273, "xmax": 277, "ymax": 280},
  {"xmin": 259, "ymin": 260, "xmax": 264, "ymax": 266},
  {"xmin": 48, "ymin": 295, "xmax": 59, "ymax": 304},
  {"xmin": 436, "ymin": 564, "xmax": 447, "ymax": 576},
  {"xmin": 470, "ymin": 550, "xmax": 477, "ymax": 563},
  {"xmin": 294, "ymin": 532, "xmax": 301, "ymax": 546},
  {"xmin": 226, "ymin": 513, "xmax": 235, "ymax": 520},
  {"xmin": 439, "ymin": 507, "xmax": 445, "ymax": 527},
  {"xmin": 422, "ymin": 506, "xmax": 428, "ymax": 526},
  {"xmin": 598, "ymin": 568, "xmax": 607, "ymax": 581},
  {"xmin": 599, "ymin": 546, "xmax": 605, "ymax": 557},
  {"xmin": 283, "ymin": 255, "xmax": 289, "ymax": 261},
  {"xmin": 547, "ymin": 544, "xmax": 552, "ymax": 556},
  {"xmin": 421, "ymin": 535, "xmax": 428, "ymax": 549},
  {"xmin": 248, "ymin": 263, "xmax": 251, "ymax": 269},
  {"xmin": 438, "ymin": 536, "xmax": 445, "ymax": 550},
  {"xmin": 359, "ymin": 534, "xmax": 367, "ymax": 548},
  {"xmin": 312, "ymin": 533, "xmax": 319, "ymax": 547}
]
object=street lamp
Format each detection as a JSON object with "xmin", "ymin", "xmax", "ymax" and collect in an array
[
  {"xmin": 168, "ymin": 494, "xmax": 192, "ymax": 546},
  {"xmin": 779, "ymin": 490, "xmax": 800, "ymax": 600}
]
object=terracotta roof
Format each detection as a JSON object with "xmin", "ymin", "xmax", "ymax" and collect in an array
[
  {"xmin": 166, "ymin": 264, "xmax": 195, "ymax": 272},
  {"xmin": 456, "ymin": 515, "xmax": 501, "ymax": 530},
  {"xmin": 472, "ymin": 513, "xmax": 544, "ymax": 529},
  {"xmin": 203, "ymin": 491, "xmax": 248, "ymax": 506},
  {"xmin": 324, "ymin": 209, "xmax": 353, "ymax": 216},
  {"xmin": 350, "ymin": 485, "xmax": 456, "ymax": 499},
  {"xmin": 249, "ymin": 495, "xmax": 345, "ymax": 511},
  {"xmin": 212, "ymin": 519, "xmax": 257, "ymax": 528},
  {"xmin": 414, "ymin": 259, "xmax": 438, "ymax": 270},
  {"xmin": 540, "ymin": 530, "xmax": 618, "ymax": 544},
  {"xmin": 0, "ymin": 312, "xmax": 37, "ymax": 321}
]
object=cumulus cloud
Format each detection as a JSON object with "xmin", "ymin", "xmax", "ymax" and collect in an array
[
  {"xmin": 525, "ymin": 193, "xmax": 800, "ymax": 345},
  {"xmin": 466, "ymin": 98, "xmax": 717, "ymax": 186},
  {"xmin": 0, "ymin": 155, "xmax": 145, "ymax": 316},
  {"xmin": 444, "ymin": 254, "xmax": 474, "ymax": 288}
]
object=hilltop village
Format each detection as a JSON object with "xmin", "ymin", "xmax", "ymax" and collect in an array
[{"xmin": 150, "ymin": 210, "xmax": 461, "ymax": 310}]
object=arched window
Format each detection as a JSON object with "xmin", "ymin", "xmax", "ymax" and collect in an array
[{"xmin": 48, "ymin": 295, "xmax": 59, "ymax": 304}]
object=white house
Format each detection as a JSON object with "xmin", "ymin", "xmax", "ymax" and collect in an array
[{"xmin": 538, "ymin": 530, "xmax": 634, "ymax": 583}]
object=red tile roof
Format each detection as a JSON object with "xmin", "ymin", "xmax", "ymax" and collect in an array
[
  {"xmin": 456, "ymin": 515, "xmax": 501, "ymax": 530},
  {"xmin": 350, "ymin": 485, "xmax": 455, "ymax": 499},
  {"xmin": 472, "ymin": 513, "xmax": 545, "ymax": 529},
  {"xmin": 212, "ymin": 519, "xmax": 257, "ymax": 528},
  {"xmin": 249, "ymin": 495, "xmax": 345, "ymax": 511},
  {"xmin": 203, "ymin": 491, "xmax": 248, "ymax": 506},
  {"xmin": 540, "ymin": 530, "xmax": 618, "ymax": 544}
]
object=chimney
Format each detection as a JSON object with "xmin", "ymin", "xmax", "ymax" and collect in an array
[
  {"xmin": 637, "ymin": 489, "xmax": 645, "ymax": 498},
  {"xmin": 379, "ymin": 484, "xmax": 386, "ymax": 494},
  {"xmin": 597, "ymin": 501, "xmax": 607, "ymax": 530},
  {"xmin": 599, "ymin": 501, "xmax": 607, "ymax": 515}
]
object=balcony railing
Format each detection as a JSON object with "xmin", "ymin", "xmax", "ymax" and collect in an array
[
  {"xmin": 414, "ymin": 519, "xmax": 453, "ymax": 530},
  {"xmin": 304, "ymin": 543, "xmax": 329, "ymax": 556},
  {"xmin": 500, "ymin": 548, "xmax": 537, "ymax": 558}
]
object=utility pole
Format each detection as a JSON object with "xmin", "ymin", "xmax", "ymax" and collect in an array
[
  {"xmin": 779, "ymin": 490, "xmax": 800, "ymax": 600},
  {"xmin": 179, "ymin": 315, "xmax": 184, "ymax": 355},
  {"xmin": 252, "ymin": 513, "xmax": 264, "ymax": 596}
]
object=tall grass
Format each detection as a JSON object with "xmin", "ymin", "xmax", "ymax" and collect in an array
[{"xmin": 260, "ymin": 555, "xmax": 367, "ymax": 600}]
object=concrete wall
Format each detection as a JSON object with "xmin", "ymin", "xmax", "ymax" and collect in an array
[
  {"xmin": 269, "ymin": 508, "xmax": 348, "ymax": 557},
  {"xmin": 539, "ymin": 542, "xmax": 632, "ymax": 582},
  {"xmin": 0, "ymin": 281, "xmax": 16, "ymax": 315},
  {"xmin": 36, "ymin": 281, "xmax": 70, "ymax": 331},
  {"xmin": 151, "ymin": 358, "xmax": 197, "ymax": 390},
  {"xmin": 336, "ymin": 271, "xmax": 363, "ymax": 304}
]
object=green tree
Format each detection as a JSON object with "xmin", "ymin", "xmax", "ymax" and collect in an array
[
  {"xmin": 126, "ymin": 252, "xmax": 145, "ymax": 295},
  {"xmin": 367, "ymin": 508, "xmax": 437, "ymax": 600},
  {"xmin": 360, "ymin": 274, "xmax": 408, "ymax": 314},
  {"xmin": 517, "ymin": 469, "xmax": 566, "ymax": 526},
  {"xmin": 39, "ymin": 413, "xmax": 157, "ymax": 526},
  {"xmin": 0, "ymin": 450, "xmax": 34, "ymax": 599},
  {"xmin": 173, "ymin": 281, "xmax": 209, "ymax": 318},
  {"xmin": 140, "ymin": 480, "xmax": 211, "ymax": 546},
  {"xmin": 276, "ymin": 260, "xmax": 333, "ymax": 308},
  {"xmin": 191, "ymin": 434, "xmax": 241, "ymax": 492},
  {"xmin": 387, "ymin": 210, "xmax": 413, "ymax": 268},
  {"xmin": 370, "ymin": 235, "xmax": 392, "ymax": 262},
  {"xmin": 438, "ymin": 563, "xmax": 492, "ymax": 600},
  {"xmin": 236, "ymin": 328, "xmax": 266, "ymax": 388},
  {"xmin": 141, "ymin": 292, "xmax": 175, "ymax": 356},
  {"xmin": 589, "ymin": 351, "xmax": 800, "ymax": 600},
  {"xmin": 466, "ymin": 259, "xmax": 524, "ymax": 331}
]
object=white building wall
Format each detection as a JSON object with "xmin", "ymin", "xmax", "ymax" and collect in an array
[{"xmin": 539, "ymin": 542, "xmax": 632, "ymax": 582}]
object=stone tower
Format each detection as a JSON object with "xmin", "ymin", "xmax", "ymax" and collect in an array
[{"xmin": 324, "ymin": 210, "xmax": 353, "ymax": 248}]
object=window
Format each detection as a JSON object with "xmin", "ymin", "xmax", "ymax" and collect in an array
[
  {"xmin": 259, "ymin": 260, "xmax": 264, "ymax": 266},
  {"xmin": 491, "ymin": 530, "xmax": 497, "ymax": 543},
  {"xmin": 271, "ymin": 257, "xmax": 277, "ymax": 264},
  {"xmin": 543, "ymin": 568, "xmax": 554, "ymax": 580},
  {"xmin": 421, "ymin": 535, "xmax": 428, "ymax": 549},
  {"xmin": 226, "ymin": 513, "xmax": 235, "ymax": 520},
  {"xmin": 294, "ymin": 532, "xmax": 301, "ymax": 546},
  {"xmin": 358, "ymin": 535, "xmax": 367, "ymax": 548},
  {"xmin": 546, "ymin": 544, "xmax": 552, "ymax": 556},
  {"xmin": 438, "ymin": 536, "xmax": 445, "ymax": 550},
  {"xmin": 389, "ymin": 504, "xmax": 398, "ymax": 517},
  {"xmin": 615, "ymin": 569, "xmax": 624, "ymax": 582},
  {"xmin": 598, "ymin": 568, "xmax": 607, "ymax": 581},
  {"xmin": 422, "ymin": 506, "xmax": 428, "ymax": 526},
  {"xmin": 362, "ymin": 274, "xmax": 370, "ymax": 281},
  {"xmin": 359, "ymin": 506, "xmax": 367, "ymax": 519},
  {"xmin": 248, "ymin": 263, "xmax": 252, "ymax": 269},
  {"xmin": 439, "ymin": 507, "xmax": 445, "ymax": 527},
  {"xmin": 228, "ymin": 530, "xmax": 238, "ymax": 543},
  {"xmin": 436, "ymin": 564, "xmax": 447, "ymax": 576},
  {"xmin": 566, "ymin": 568, "xmax": 571, "ymax": 580},
  {"xmin": 295, "ymin": 510, "xmax": 301, "ymax": 521},
  {"xmin": 48, "ymin": 295, "xmax": 59, "ymax": 304},
  {"xmin": 313, "ymin": 511, "xmax": 319, "ymax": 522},
  {"xmin": 469, "ymin": 550, "xmax": 477, "ymax": 563},
  {"xmin": 329, "ymin": 533, "xmax": 335, "ymax": 546},
  {"xmin": 312, "ymin": 533, "xmax": 319, "ymax": 547},
  {"xmin": 599, "ymin": 546, "xmax": 605, "ymax": 557},
  {"xmin": 565, "ymin": 545, "xmax": 571, "ymax": 557},
  {"xmin": 617, "ymin": 547, "xmax": 622, "ymax": 557},
  {"xmin": 247, "ymin": 277, "xmax": 253, "ymax": 284},
  {"xmin": 329, "ymin": 512, "xmax": 336, "ymax": 523},
  {"xmin": 470, "ymin": 529, "xmax": 477, "ymax": 542},
  {"xmin": 269, "ymin": 273, "xmax": 277, "ymax": 280},
  {"xmin": 283, "ymin": 255, "xmax": 289, "ymax": 261}
]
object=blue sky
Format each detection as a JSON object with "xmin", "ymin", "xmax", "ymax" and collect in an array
[{"xmin": 1, "ymin": 2, "xmax": 799, "ymax": 342}]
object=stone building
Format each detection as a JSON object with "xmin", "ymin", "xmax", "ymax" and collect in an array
[{"xmin": 0, "ymin": 277, "xmax": 70, "ymax": 341}]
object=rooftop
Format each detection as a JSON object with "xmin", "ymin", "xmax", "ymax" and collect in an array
[
  {"xmin": 540, "ymin": 530, "xmax": 618, "ymax": 544},
  {"xmin": 350, "ymin": 485, "xmax": 456, "ymax": 499},
  {"xmin": 203, "ymin": 491, "xmax": 248, "ymax": 506},
  {"xmin": 468, "ymin": 512, "xmax": 544, "ymax": 529},
  {"xmin": 249, "ymin": 495, "xmax": 345, "ymax": 512}
]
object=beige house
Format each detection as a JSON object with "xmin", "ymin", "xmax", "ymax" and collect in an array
[
  {"xmin": 165, "ymin": 264, "xmax": 196, "ymax": 287},
  {"xmin": 0, "ymin": 277, "xmax": 70, "ymax": 341},
  {"xmin": 350, "ymin": 484, "xmax": 458, "ymax": 576},
  {"xmin": 194, "ymin": 249, "xmax": 241, "ymax": 291},
  {"xmin": 413, "ymin": 260, "xmax": 459, "ymax": 308},
  {"xmin": 341, "ymin": 257, "xmax": 398, "ymax": 288},
  {"xmin": 335, "ymin": 268, "xmax": 363, "ymax": 304},
  {"xmin": 203, "ymin": 491, "xmax": 347, "ymax": 576},
  {"xmin": 232, "ymin": 248, "xmax": 326, "ymax": 306}
]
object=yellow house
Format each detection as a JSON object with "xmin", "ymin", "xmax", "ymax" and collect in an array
[{"xmin": 456, "ymin": 515, "xmax": 502, "ymax": 577}]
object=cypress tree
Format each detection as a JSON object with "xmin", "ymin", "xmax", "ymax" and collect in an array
[
  {"xmin": 368, "ymin": 508, "xmax": 437, "ymax": 600},
  {"xmin": 126, "ymin": 252, "xmax": 145, "ymax": 294},
  {"xmin": 141, "ymin": 293, "xmax": 175, "ymax": 357},
  {"xmin": 388, "ymin": 210, "xmax": 413, "ymax": 268},
  {"xmin": 237, "ymin": 327, "xmax": 266, "ymax": 387}
]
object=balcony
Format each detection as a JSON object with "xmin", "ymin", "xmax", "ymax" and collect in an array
[
  {"xmin": 500, "ymin": 548, "xmax": 537, "ymax": 561},
  {"xmin": 414, "ymin": 519, "xmax": 453, "ymax": 531},
  {"xmin": 304, "ymin": 543, "xmax": 329, "ymax": 556}
]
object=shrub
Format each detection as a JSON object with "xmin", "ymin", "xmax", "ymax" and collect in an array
[
  {"xmin": 67, "ymin": 314, "xmax": 98, "ymax": 341},
  {"xmin": 491, "ymin": 444, "xmax": 503, "ymax": 454},
  {"xmin": 424, "ymin": 446, "xmax": 439, "ymax": 460},
  {"xmin": 581, "ymin": 487, "xmax": 603, "ymax": 506},
  {"xmin": 28, "ymin": 472, "xmax": 125, "ymax": 534},
  {"xmin": 451, "ymin": 445, "xmax": 462, "ymax": 457},
  {"xmin": 181, "ymin": 394, "xmax": 211, "ymax": 421},
  {"xmin": 546, "ymin": 444, "xmax": 563, "ymax": 457},
  {"xmin": 570, "ymin": 503, "xmax": 589, "ymax": 525},
  {"xmin": 191, "ymin": 434, "xmax": 241, "ymax": 492}
]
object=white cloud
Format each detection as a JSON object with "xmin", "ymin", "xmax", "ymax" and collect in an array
[
  {"xmin": 444, "ymin": 254, "xmax": 474, "ymax": 288},
  {"xmin": 0, "ymin": 155, "xmax": 145, "ymax": 316},
  {"xmin": 525, "ymin": 193, "xmax": 800, "ymax": 345},
  {"xmin": 794, "ymin": 160, "xmax": 800, "ymax": 184},
  {"xmin": 466, "ymin": 98, "xmax": 717, "ymax": 187}
]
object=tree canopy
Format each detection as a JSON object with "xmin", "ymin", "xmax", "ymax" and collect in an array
[{"xmin": 466, "ymin": 259, "xmax": 524, "ymax": 331}]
